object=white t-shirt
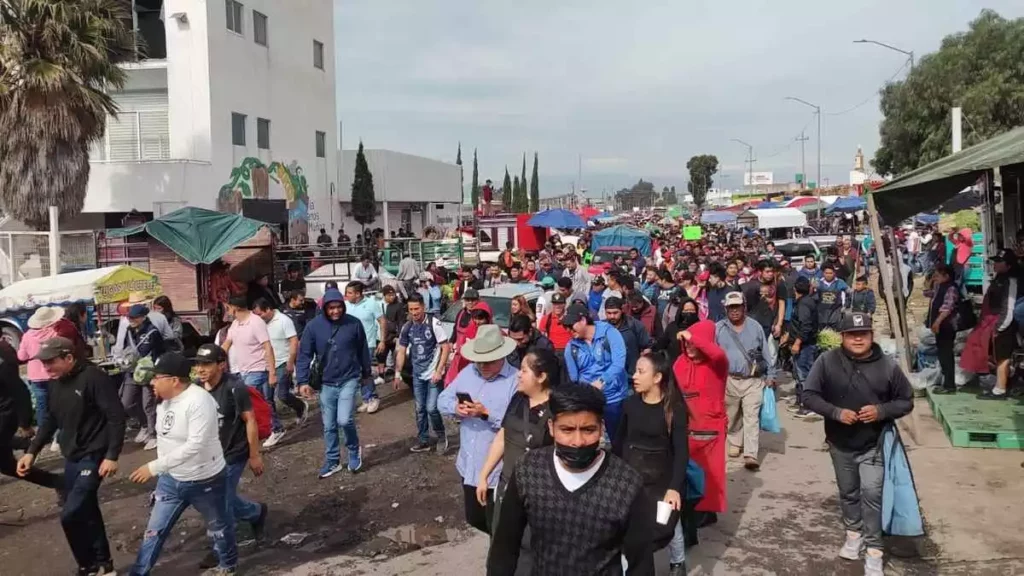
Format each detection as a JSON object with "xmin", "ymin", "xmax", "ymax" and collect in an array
[
  {"xmin": 148, "ymin": 384, "xmax": 225, "ymax": 482},
  {"xmin": 353, "ymin": 262, "xmax": 378, "ymax": 282},
  {"xmin": 598, "ymin": 288, "xmax": 622, "ymax": 320},
  {"xmin": 553, "ymin": 450, "xmax": 605, "ymax": 492},
  {"xmin": 265, "ymin": 311, "xmax": 297, "ymax": 367},
  {"xmin": 535, "ymin": 290, "xmax": 557, "ymax": 319}
]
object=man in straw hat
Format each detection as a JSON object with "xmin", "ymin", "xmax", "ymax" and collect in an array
[{"xmin": 439, "ymin": 324, "xmax": 519, "ymax": 534}]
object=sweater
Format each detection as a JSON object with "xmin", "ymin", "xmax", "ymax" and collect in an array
[
  {"xmin": 148, "ymin": 383, "xmax": 226, "ymax": 481},
  {"xmin": 487, "ymin": 446, "xmax": 654, "ymax": 575}
]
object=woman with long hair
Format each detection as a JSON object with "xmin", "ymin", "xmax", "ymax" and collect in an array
[
  {"xmin": 509, "ymin": 295, "xmax": 535, "ymax": 324},
  {"xmin": 654, "ymin": 298, "xmax": 700, "ymax": 365},
  {"xmin": 152, "ymin": 295, "xmax": 184, "ymax": 352},
  {"xmin": 614, "ymin": 351, "xmax": 689, "ymax": 575}
]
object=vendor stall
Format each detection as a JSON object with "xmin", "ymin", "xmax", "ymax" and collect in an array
[{"xmin": 590, "ymin": 224, "xmax": 652, "ymax": 256}]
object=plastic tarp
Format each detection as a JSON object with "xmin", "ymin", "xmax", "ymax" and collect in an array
[
  {"xmin": 757, "ymin": 201, "xmax": 782, "ymax": 209},
  {"xmin": 527, "ymin": 208, "xmax": 587, "ymax": 229},
  {"xmin": 700, "ymin": 210, "xmax": 737, "ymax": 224},
  {"xmin": 825, "ymin": 196, "xmax": 867, "ymax": 214},
  {"xmin": 106, "ymin": 206, "xmax": 266, "ymax": 265},
  {"xmin": 872, "ymin": 125, "xmax": 1024, "ymax": 223},
  {"xmin": 0, "ymin": 265, "xmax": 160, "ymax": 313},
  {"xmin": 915, "ymin": 213, "xmax": 939, "ymax": 225},
  {"xmin": 736, "ymin": 208, "xmax": 808, "ymax": 229},
  {"xmin": 578, "ymin": 206, "xmax": 601, "ymax": 220},
  {"xmin": 591, "ymin": 225, "xmax": 652, "ymax": 256},
  {"xmin": 785, "ymin": 196, "xmax": 819, "ymax": 208}
]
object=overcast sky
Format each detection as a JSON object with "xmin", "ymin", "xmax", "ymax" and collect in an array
[{"xmin": 334, "ymin": 1, "xmax": 1024, "ymax": 199}]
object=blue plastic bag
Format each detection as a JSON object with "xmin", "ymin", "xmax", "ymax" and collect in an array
[
  {"xmin": 759, "ymin": 387, "xmax": 781, "ymax": 433},
  {"xmin": 685, "ymin": 459, "xmax": 705, "ymax": 502},
  {"xmin": 881, "ymin": 426, "xmax": 924, "ymax": 536}
]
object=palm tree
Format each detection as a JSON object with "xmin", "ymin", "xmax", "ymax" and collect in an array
[{"xmin": 0, "ymin": 0, "xmax": 135, "ymax": 228}]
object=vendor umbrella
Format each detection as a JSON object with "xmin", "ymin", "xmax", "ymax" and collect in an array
[
  {"xmin": 825, "ymin": 196, "xmax": 867, "ymax": 214},
  {"xmin": 527, "ymin": 208, "xmax": 587, "ymax": 229}
]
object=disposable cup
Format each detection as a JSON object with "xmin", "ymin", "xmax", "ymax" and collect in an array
[{"xmin": 656, "ymin": 500, "xmax": 672, "ymax": 525}]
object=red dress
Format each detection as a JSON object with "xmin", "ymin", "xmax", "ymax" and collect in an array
[{"xmin": 672, "ymin": 319, "xmax": 728, "ymax": 513}]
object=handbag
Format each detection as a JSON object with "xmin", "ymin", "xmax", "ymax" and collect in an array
[
  {"xmin": 309, "ymin": 325, "xmax": 341, "ymax": 391},
  {"xmin": 723, "ymin": 324, "xmax": 761, "ymax": 377}
]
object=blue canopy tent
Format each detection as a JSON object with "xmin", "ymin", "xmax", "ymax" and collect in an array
[
  {"xmin": 915, "ymin": 213, "xmax": 940, "ymax": 225},
  {"xmin": 527, "ymin": 208, "xmax": 587, "ymax": 229},
  {"xmin": 756, "ymin": 201, "xmax": 782, "ymax": 209},
  {"xmin": 700, "ymin": 210, "xmax": 738, "ymax": 225},
  {"xmin": 825, "ymin": 196, "xmax": 867, "ymax": 214},
  {"xmin": 591, "ymin": 225, "xmax": 652, "ymax": 256}
]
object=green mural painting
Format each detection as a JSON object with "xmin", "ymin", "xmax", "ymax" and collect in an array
[{"xmin": 217, "ymin": 158, "xmax": 312, "ymax": 244}]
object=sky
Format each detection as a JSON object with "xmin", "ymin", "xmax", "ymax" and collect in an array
[{"xmin": 334, "ymin": 1, "xmax": 1024, "ymax": 200}]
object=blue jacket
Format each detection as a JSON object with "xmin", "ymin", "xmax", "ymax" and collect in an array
[
  {"xmin": 564, "ymin": 321, "xmax": 629, "ymax": 404},
  {"xmin": 296, "ymin": 289, "xmax": 371, "ymax": 386}
]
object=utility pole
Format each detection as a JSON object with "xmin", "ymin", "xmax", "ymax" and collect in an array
[
  {"xmin": 731, "ymin": 138, "xmax": 754, "ymax": 198},
  {"xmin": 796, "ymin": 131, "xmax": 809, "ymax": 190},
  {"xmin": 785, "ymin": 96, "xmax": 822, "ymax": 219}
]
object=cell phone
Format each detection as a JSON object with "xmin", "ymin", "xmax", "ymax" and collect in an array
[{"xmin": 456, "ymin": 392, "xmax": 474, "ymax": 405}]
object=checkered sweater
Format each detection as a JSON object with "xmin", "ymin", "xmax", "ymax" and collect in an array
[{"xmin": 487, "ymin": 446, "xmax": 655, "ymax": 575}]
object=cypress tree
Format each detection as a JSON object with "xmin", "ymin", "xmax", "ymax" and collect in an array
[
  {"xmin": 529, "ymin": 152, "xmax": 540, "ymax": 212},
  {"xmin": 351, "ymin": 141, "xmax": 376, "ymax": 228},
  {"xmin": 471, "ymin": 148, "xmax": 479, "ymax": 209},
  {"xmin": 502, "ymin": 166, "xmax": 512, "ymax": 212},
  {"xmin": 513, "ymin": 175, "xmax": 521, "ymax": 213}
]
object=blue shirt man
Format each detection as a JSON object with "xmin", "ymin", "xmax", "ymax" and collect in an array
[
  {"xmin": 396, "ymin": 293, "xmax": 451, "ymax": 452},
  {"xmin": 561, "ymin": 303, "xmax": 629, "ymax": 443}
]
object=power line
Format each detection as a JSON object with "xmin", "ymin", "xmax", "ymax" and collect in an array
[
  {"xmin": 825, "ymin": 61, "xmax": 909, "ymax": 117},
  {"xmin": 760, "ymin": 116, "xmax": 815, "ymax": 159}
]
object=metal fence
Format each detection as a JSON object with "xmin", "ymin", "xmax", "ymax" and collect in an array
[{"xmin": 0, "ymin": 231, "xmax": 98, "ymax": 288}]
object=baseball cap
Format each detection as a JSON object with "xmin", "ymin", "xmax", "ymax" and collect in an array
[
  {"xmin": 540, "ymin": 276, "xmax": 556, "ymax": 288},
  {"xmin": 723, "ymin": 291, "xmax": 745, "ymax": 307},
  {"xmin": 591, "ymin": 275, "xmax": 606, "ymax": 286},
  {"xmin": 128, "ymin": 304, "xmax": 149, "ymax": 318},
  {"xmin": 463, "ymin": 288, "xmax": 479, "ymax": 300},
  {"xmin": 560, "ymin": 303, "xmax": 591, "ymax": 326},
  {"xmin": 839, "ymin": 311, "xmax": 873, "ymax": 333},
  {"xmin": 550, "ymin": 293, "xmax": 566, "ymax": 305},
  {"xmin": 34, "ymin": 337, "xmax": 75, "ymax": 361},
  {"xmin": 991, "ymin": 248, "xmax": 1017, "ymax": 264},
  {"xmin": 193, "ymin": 343, "xmax": 227, "ymax": 364},
  {"xmin": 152, "ymin": 352, "xmax": 193, "ymax": 379},
  {"xmin": 604, "ymin": 296, "xmax": 624, "ymax": 310}
]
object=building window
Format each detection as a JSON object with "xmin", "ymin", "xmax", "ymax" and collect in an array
[
  {"xmin": 226, "ymin": 0, "xmax": 244, "ymax": 35},
  {"xmin": 253, "ymin": 11, "xmax": 267, "ymax": 46},
  {"xmin": 257, "ymin": 118, "xmax": 270, "ymax": 149},
  {"xmin": 232, "ymin": 113, "xmax": 246, "ymax": 146},
  {"xmin": 315, "ymin": 131, "xmax": 326, "ymax": 158},
  {"xmin": 313, "ymin": 40, "xmax": 324, "ymax": 70}
]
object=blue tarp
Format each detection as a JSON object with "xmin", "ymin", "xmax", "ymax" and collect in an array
[
  {"xmin": 915, "ymin": 213, "xmax": 939, "ymax": 225},
  {"xmin": 527, "ymin": 208, "xmax": 587, "ymax": 229},
  {"xmin": 826, "ymin": 196, "xmax": 868, "ymax": 214},
  {"xmin": 757, "ymin": 201, "xmax": 782, "ymax": 209},
  {"xmin": 591, "ymin": 225, "xmax": 652, "ymax": 256},
  {"xmin": 700, "ymin": 210, "xmax": 738, "ymax": 224}
]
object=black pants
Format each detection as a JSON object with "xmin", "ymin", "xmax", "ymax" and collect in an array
[
  {"xmin": 936, "ymin": 326, "xmax": 956, "ymax": 390},
  {"xmin": 463, "ymin": 484, "xmax": 494, "ymax": 534},
  {"xmin": 0, "ymin": 425, "xmax": 62, "ymax": 489},
  {"xmin": 61, "ymin": 456, "xmax": 112, "ymax": 571}
]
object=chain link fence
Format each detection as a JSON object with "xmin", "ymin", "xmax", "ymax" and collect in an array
[{"xmin": 0, "ymin": 231, "xmax": 98, "ymax": 288}]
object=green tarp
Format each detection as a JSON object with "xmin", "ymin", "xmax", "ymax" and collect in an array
[
  {"xmin": 106, "ymin": 207, "xmax": 266, "ymax": 265},
  {"xmin": 872, "ymin": 125, "xmax": 1024, "ymax": 224}
]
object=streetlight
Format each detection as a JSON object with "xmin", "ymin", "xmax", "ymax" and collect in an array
[
  {"xmin": 784, "ymin": 96, "xmax": 822, "ymax": 220},
  {"xmin": 731, "ymin": 138, "xmax": 754, "ymax": 197},
  {"xmin": 854, "ymin": 39, "xmax": 914, "ymax": 70}
]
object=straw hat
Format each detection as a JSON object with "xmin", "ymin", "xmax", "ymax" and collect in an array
[
  {"xmin": 28, "ymin": 306, "xmax": 65, "ymax": 330},
  {"xmin": 460, "ymin": 325, "xmax": 517, "ymax": 363},
  {"xmin": 128, "ymin": 291, "xmax": 154, "ymax": 305}
]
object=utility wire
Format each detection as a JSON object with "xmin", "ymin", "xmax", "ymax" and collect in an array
[
  {"xmin": 825, "ymin": 61, "xmax": 910, "ymax": 117},
  {"xmin": 760, "ymin": 116, "xmax": 815, "ymax": 159}
]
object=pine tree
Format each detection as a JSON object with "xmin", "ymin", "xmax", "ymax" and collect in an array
[
  {"xmin": 351, "ymin": 141, "xmax": 376, "ymax": 228},
  {"xmin": 471, "ymin": 148, "xmax": 480, "ymax": 209},
  {"xmin": 456, "ymin": 142, "xmax": 464, "ymax": 203},
  {"xmin": 519, "ymin": 154, "xmax": 527, "ymax": 212},
  {"xmin": 529, "ymin": 152, "xmax": 540, "ymax": 212},
  {"xmin": 502, "ymin": 166, "xmax": 512, "ymax": 212},
  {"xmin": 513, "ymin": 175, "xmax": 521, "ymax": 213}
]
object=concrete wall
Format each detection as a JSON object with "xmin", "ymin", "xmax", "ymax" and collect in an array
[{"xmin": 338, "ymin": 149, "xmax": 461, "ymax": 204}]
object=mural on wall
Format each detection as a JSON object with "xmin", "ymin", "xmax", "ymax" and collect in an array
[{"xmin": 217, "ymin": 158, "xmax": 321, "ymax": 244}]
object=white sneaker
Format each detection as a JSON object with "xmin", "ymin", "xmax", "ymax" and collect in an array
[
  {"xmin": 374, "ymin": 376, "xmax": 385, "ymax": 387},
  {"xmin": 864, "ymin": 549, "xmax": 884, "ymax": 576},
  {"xmin": 50, "ymin": 438, "xmax": 60, "ymax": 453},
  {"xmin": 357, "ymin": 403, "xmax": 368, "ymax": 413},
  {"xmin": 134, "ymin": 429, "xmax": 149, "ymax": 444},
  {"xmin": 143, "ymin": 438, "xmax": 158, "ymax": 451},
  {"xmin": 839, "ymin": 531, "xmax": 864, "ymax": 560},
  {"xmin": 366, "ymin": 398, "xmax": 381, "ymax": 414},
  {"xmin": 262, "ymin": 430, "xmax": 286, "ymax": 448}
]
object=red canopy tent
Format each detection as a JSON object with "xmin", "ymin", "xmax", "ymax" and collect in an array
[{"xmin": 578, "ymin": 206, "xmax": 600, "ymax": 220}]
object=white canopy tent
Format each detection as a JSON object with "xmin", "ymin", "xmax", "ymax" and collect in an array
[{"xmin": 736, "ymin": 207, "xmax": 808, "ymax": 230}]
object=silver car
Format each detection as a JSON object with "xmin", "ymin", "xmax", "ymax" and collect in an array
[{"xmin": 440, "ymin": 283, "xmax": 544, "ymax": 335}]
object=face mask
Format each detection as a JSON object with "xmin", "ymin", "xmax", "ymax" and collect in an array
[
  {"xmin": 680, "ymin": 312, "xmax": 699, "ymax": 328},
  {"xmin": 555, "ymin": 441, "xmax": 602, "ymax": 470}
]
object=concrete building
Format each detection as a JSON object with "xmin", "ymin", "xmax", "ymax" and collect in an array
[
  {"xmin": 336, "ymin": 149, "xmax": 462, "ymax": 237},
  {"xmin": 83, "ymin": 0, "xmax": 340, "ymax": 243}
]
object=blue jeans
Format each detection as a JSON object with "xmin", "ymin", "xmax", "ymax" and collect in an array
[
  {"xmin": 668, "ymin": 519, "xmax": 685, "ymax": 564},
  {"xmin": 274, "ymin": 364, "xmax": 307, "ymax": 418},
  {"xmin": 603, "ymin": 400, "xmax": 624, "ymax": 445},
  {"xmin": 412, "ymin": 376, "xmax": 445, "ymax": 444},
  {"xmin": 239, "ymin": 371, "xmax": 283, "ymax": 433},
  {"xmin": 62, "ymin": 457, "xmax": 112, "ymax": 571},
  {"xmin": 29, "ymin": 380, "xmax": 49, "ymax": 429},
  {"xmin": 794, "ymin": 344, "xmax": 818, "ymax": 407},
  {"xmin": 224, "ymin": 460, "xmax": 262, "ymax": 526},
  {"xmin": 131, "ymin": 471, "xmax": 236, "ymax": 575},
  {"xmin": 320, "ymin": 379, "xmax": 360, "ymax": 464},
  {"xmin": 361, "ymin": 348, "xmax": 379, "ymax": 402}
]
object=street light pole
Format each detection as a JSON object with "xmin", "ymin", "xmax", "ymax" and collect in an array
[
  {"xmin": 785, "ymin": 96, "xmax": 822, "ymax": 220},
  {"xmin": 854, "ymin": 38, "xmax": 914, "ymax": 70},
  {"xmin": 730, "ymin": 138, "xmax": 754, "ymax": 198}
]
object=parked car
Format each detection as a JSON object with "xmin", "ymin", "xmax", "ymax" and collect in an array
[
  {"xmin": 439, "ymin": 283, "xmax": 544, "ymax": 336},
  {"xmin": 774, "ymin": 238, "xmax": 820, "ymax": 269},
  {"xmin": 587, "ymin": 246, "xmax": 633, "ymax": 276}
]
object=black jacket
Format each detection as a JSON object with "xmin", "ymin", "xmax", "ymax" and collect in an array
[
  {"xmin": 0, "ymin": 342, "xmax": 32, "ymax": 433},
  {"xmin": 611, "ymin": 315, "xmax": 653, "ymax": 376},
  {"xmin": 382, "ymin": 299, "xmax": 407, "ymax": 342},
  {"xmin": 789, "ymin": 294, "xmax": 818, "ymax": 345},
  {"xmin": 28, "ymin": 362, "xmax": 126, "ymax": 462},
  {"xmin": 506, "ymin": 330, "xmax": 554, "ymax": 370}
]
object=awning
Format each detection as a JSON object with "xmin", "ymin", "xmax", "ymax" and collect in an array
[
  {"xmin": 700, "ymin": 210, "xmax": 738, "ymax": 224},
  {"xmin": 106, "ymin": 207, "xmax": 267, "ymax": 265},
  {"xmin": 0, "ymin": 265, "xmax": 160, "ymax": 313},
  {"xmin": 872, "ymin": 125, "xmax": 1024, "ymax": 223},
  {"xmin": 527, "ymin": 208, "xmax": 586, "ymax": 229},
  {"xmin": 736, "ymin": 208, "xmax": 808, "ymax": 229},
  {"xmin": 826, "ymin": 196, "xmax": 867, "ymax": 214}
]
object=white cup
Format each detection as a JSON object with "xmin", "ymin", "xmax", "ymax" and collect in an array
[{"xmin": 656, "ymin": 500, "xmax": 672, "ymax": 525}]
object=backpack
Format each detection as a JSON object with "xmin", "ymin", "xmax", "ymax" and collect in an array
[{"xmin": 244, "ymin": 386, "xmax": 273, "ymax": 440}]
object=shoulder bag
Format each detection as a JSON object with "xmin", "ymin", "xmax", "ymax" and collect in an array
[{"xmin": 309, "ymin": 325, "xmax": 342, "ymax": 391}]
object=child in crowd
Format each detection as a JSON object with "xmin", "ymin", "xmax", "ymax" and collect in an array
[{"xmin": 847, "ymin": 275, "xmax": 877, "ymax": 315}]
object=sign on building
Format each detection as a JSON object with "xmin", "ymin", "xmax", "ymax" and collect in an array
[{"xmin": 743, "ymin": 171, "xmax": 774, "ymax": 186}]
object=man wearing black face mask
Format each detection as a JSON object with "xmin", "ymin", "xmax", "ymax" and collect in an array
[{"xmin": 487, "ymin": 385, "xmax": 654, "ymax": 575}]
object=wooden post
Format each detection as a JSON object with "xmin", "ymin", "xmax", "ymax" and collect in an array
[{"xmin": 887, "ymin": 227, "xmax": 913, "ymax": 363}]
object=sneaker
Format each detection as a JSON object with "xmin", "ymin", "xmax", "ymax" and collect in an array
[
  {"xmin": 727, "ymin": 445, "xmax": 741, "ymax": 458},
  {"xmin": 743, "ymin": 455, "xmax": 760, "ymax": 471},
  {"xmin": 50, "ymin": 438, "xmax": 61, "ymax": 453},
  {"xmin": 930, "ymin": 386, "xmax": 956, "ymax": 395},
  {"xmin": 373, "ymin": 376, "xmax": 385, "ymax": 387},
  {"xmin": 977, "ymin": 389, "xmax": 1007, "ymax": 401},
  {"xmin": 794, "ymin": 408, "xmax": 822, "ymax": 421},
  {"xmin": 251, "ymin": 503, "xmax": 268, "ymax": 543},
  {"xmin": 785, "ymin": 400, "xmax": 801, "ymax": 413},
  {"xmin": 864, "ymin": 549, "xmax": 884, "ymax": 576},
  {"xmin": 366, "ymin": 397, "xmax": 381, "ymax": 414},
  {"xmin": 318, "ymin": 460, "xmax": 344, "ymax": 479},
  {"xmin": 410, "ymin": 441, "xmax": 432, "ymax": 453},
  {"xmin": 356, "ymin": 403, "xmax": 368, "ymax": 413},
  {"xmin": 262, "ymin": 431, "xmax": 286, "ymax": 448},
  {"xmin": 668, "ymin": 562, "xmax": 686, "ymax": 576},
  {"xmin": 203, "ymin": 568, "xmax": 235, "ymax": 576},
  {"xmin": 436, "ymin": 434, "xmax": 449, "ymax": 455},
  {"xmin": 87, "ymin": 562, "xmax": 117, "ymax": 576},
  {"xmin": 839, "ymin": 531, "xmax": 864, "ymax": 560},
  {"xmin": 134, "ymin": 429, "xmax": 150, "ymax": 444},
  {"xmin": 143, "ymin": 438, "xmax": 158, "ymax": 451},
  {"xmin": 348, "ymin": 446, "xmax": 363, "ymax": 473}
]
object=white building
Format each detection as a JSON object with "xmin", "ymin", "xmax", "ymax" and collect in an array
[
  {"xmin": 336, "ymin": 149, "xmax": 462, "ymax": 237},
  {"xmin": 683, "ymin": 188, "xmax": 733, "ymax": 207},
  {"xmin": 83, "ymin": 0, "xmax": 339, "ymax": 244}
]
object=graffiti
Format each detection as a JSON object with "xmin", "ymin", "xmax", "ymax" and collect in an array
[{"xmin": 217, "ymin": 158, "xmax": 313, "ymax": 244}]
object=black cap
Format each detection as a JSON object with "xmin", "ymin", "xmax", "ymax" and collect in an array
[
  {"xmin": 991, "ymin": 248, "xmax": 1017, "ymax": 264},
  {"xmin": 550, "ymin": 293, "xmax": 566, "ymax": 305},
  {"xmin": 153, "ymin": 352, "xmax": 193, "ymax": 379},
  {"xmin": 560, "ymin": 303, "xmax": 591, "ymax": 326},
  {"xmin": 34, "ymin": 337, "xmax": 75, "ymax": 361},
  {"xmin": 463, "ymin": 288, "xmax": 479, "ymax": 300},
  {"xmin": 193, "ymin": 344, "xmax": 227, "ymax": 364},
  {"xmin": 604, "ymin": 296, "xmax": 624, "ymax": 311},
  {"xmin": 839, "ymin": 312, "xmax": 873, "ymax": 333}
]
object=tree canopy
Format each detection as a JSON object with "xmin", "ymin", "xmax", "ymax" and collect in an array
[
  {"xmin": 351, "ymin": 141, "xmax": 376, "ymax": 226},
  {"xmin": 502, "ymin": 167, "xmax": 512, "ymax": 212},
  {"xmin": 470, "ymin": 148, "xmax": 480, "ymax": 209},
  {"xmin": 873, "ymin": 10, "xmax": 1024, "ymax": 176},
  {"xmin": 529, "ymin": 152, "xmax": 540, "ymax": 213},
  {"xmin": 686, "ymin": 155, "xmax": 719, "ymax": 208}
]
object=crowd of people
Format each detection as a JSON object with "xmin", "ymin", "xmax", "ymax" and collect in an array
[{"xmin": 0, "ymin": 214, "xmax": 930, "ymax": 576}]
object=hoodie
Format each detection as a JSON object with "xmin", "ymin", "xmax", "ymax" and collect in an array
[
  {"xmin": 296, "ymin": 289, "xmax": 371, "ymax": 386},
  {"xmin": 671, "ymin": 320, "xmax": 728, "ymax": 431},
  {"xmin": 565, "ymin": 321, "xmax": 629, "ymax": 404},
  {"xmin": 954, "ymin": 227, "xmax": 973, "ymax": 266}
]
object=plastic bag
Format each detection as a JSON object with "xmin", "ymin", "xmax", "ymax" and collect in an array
[
  {"xmin": 954, "ymin": 366, "xmax": 973, "ymax": 387},
  {"xmin": 910, "ymin": 366, "xmax": 940, "ymax": 390},
  {"xmin": 916, "ymin": 327, "xmax": 936, "ymax": 352},
  {"xmin": 759, "ymin": 387, "xmax": 781, "ymax": 433}
]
